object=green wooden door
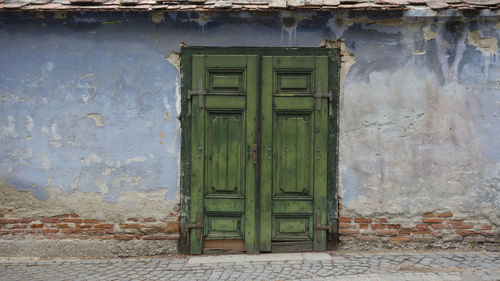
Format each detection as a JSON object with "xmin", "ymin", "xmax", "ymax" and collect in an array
[{"xmin": 188, "ymin": 53, "xmax": 330, "ymax": 254}]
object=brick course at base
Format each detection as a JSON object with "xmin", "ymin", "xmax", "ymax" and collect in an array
[
  {"xmin": 338, "ymin": 210, "xmax": 499, "ymax": 244},
  {"xmin": 0, "ymin": 212, "xmax": 180, "ymax": 241}
]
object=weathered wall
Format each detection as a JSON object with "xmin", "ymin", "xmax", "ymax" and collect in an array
[{"xmin": 0, "ymin": 10, "xmax": 499, "ymax": 256}]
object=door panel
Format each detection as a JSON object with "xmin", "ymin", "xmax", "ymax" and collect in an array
[{"xmin": 189, "ymin": 53, "xmax": 329, "ymax": 254}]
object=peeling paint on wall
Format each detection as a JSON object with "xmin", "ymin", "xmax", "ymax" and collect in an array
[
  {"xmin": 467, "ymin": 30, "xmax": 499, "ymax": 55},
  {"xmin": 85, "ymin": 113, "xmax": 104, "ymax": 127}
]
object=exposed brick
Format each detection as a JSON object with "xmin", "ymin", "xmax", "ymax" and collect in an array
[
  {"xmin": 69, "ymin": 213, "xmax": 80, "ymax": 218},
  {"xmin": 41, "ymin": 218, "xmax": 62, "ymax": 223},
  {"xmin": 54, "ymin": 214, "xmax": 70, "ymax": 218},
  {"xmin": 94, "ymin": 224, "xmax": 114, "ymax": 229},
  {"xmin": 127, "ymin": 218, "xmax": 138, "ymax": 222},
  {"xmin": 480, "ymin": 225, "xmax": 492, "ymax": 230},
  {"xmin": 422, "ymin": 218, "xmax": 443, "ymax": 224},
  {"xmin": 76, "ymin": 224, "xmax": 92, "ymax": 229},
  {"xmin": 416, "ymin": 224, "xmax": 429, "ymax": 230},
  {"xmin": 119, "ymin": 224, "xmax": 143, "ymax": 229},
  {"xmin": 30, "ymin": 224, "xmax": 44, "ymax": 228},
  {"xmin": 96, "ymin": 235, "xmax": 113, "ymax": 240},
  {"xmin": 0, "ymin": 214, "xmax": 4, "ymax": 218},
  {"xmin": 376, "ymin": 230, "xmax": 397, "ymax": 236},
  {"xmin": 446, "ymin": 219, "xmax": 463, "ymax": 225},
  {"xmin": 83, "ymin": 219, "xmax": 101, "ymax": 224},
  {"xmin": 370, "ymin": 224, "xmax": 385, "ymax": 229},
  {"xmin": 391, "ymin": 236, "xmax": 411, "ymax": 242},
  {"xmin": 411, "ymin": 229, "xmax": 432, "ymax": 234},
  {"xmin": 113, "ymin": 235, "xmax": 134, "ymax": 240},
  {"xmin": 42, "ymin": 229, "xmax": 59, "ymax": 234},
  {"xmin": 19, "ymin": 219, "xmax": 34, "ymax": 223},
  {"xmin": 0, "ymin": 230, "xmax": 9, "ymax": 235},
  {"xmin": 443, "ymin": 235, "xmax": 463, "ymax": 242},
  {"xmin": 143, "ymin": 217, "xmax": 157, "ymax": 223},
  {"xmin": 168, "ymin": 212, "xmax": 176, "ymax": 217},
  {"xmin": 63, "ymin": 219, "xmax": 83, "ymax": 223},
  {"xmin": 339, "ymin": 223, "xmax": 353, "ymax": 229},
  {"xmin": 374, "ymin": 218, "xmax": 387, "ymax": 223},
  {"xmin": 453, "ymin": 224, "xmax": 473, "ymax": 229},
  {"xmin": 57, "ymin": 223, "xmax": 70, "ymax": 228},
  {"xmin": 431, "ymin": 224, "xmax": 451, "ymax": 229},
  {"xmin": 359, "ymin": 224, "xmax": 369, "ymax": 229},
  {"xmin": 455, "ymin": 230, "xmax": 475, "ymax": 235},
  {"xmin": 167, "ymin": 234, "xmax": 180, "ymax": 240},
  {"xmin": 339, "ymin": 217, "xmax": 352, "ymax": 223},
  {"xmin": 143, "ymin": 235, "xmax": 169, "ymax": 240},
  {"xmin": 62, "ymin": 228, "xmax": 82, "ymax": 234},
  {"xmin": 422, "ymin": 212, "xmax": 435, "ymax": 217},
  {"xmin": 85, "ymin": 229, "xmax": 106, "ymax": 234},
  {"xmin": 338, "ymin": 229, "xmax": 359, "ymax": 235},
  {"xmin": 387, "ymin": 224, "xmax": 401, "ymax": 229},
  {"xmin": 9, "ymin": 224, "xmax": 28, "ymax": 229},
  {"xmin": 338, "ymin": 204, "xmax": 343, "ymax": 211},
  {"xmin": 173, "ymin": 205, "xmax": 181, "ymax": 212},
  {"xmin": 436, "ymin": 212, "xmax": 453, "ymax": 217},
  {"xmin": 398, "ymin": 229, "xmax": 411, "ymax": 235},
  {"xmin": 161, "ymin": 222, "xmax": 180, "ymax": 233},
  {"xmin": 11, "ymin": 230, "xmax": 25, "ymax": 234},
  {"xmin": 354, "ymin": 218, "xmax": 372, "ymax": 223}
]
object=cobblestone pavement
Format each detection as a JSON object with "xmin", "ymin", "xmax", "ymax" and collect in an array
[{"xmin": 1, "ymin": 250, "xmax": 499, "ymax": 281}]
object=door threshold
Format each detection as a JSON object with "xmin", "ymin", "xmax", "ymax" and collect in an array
[{"xmin": 188, "ymin": 252, "xmax": 332, "ymax": 264}]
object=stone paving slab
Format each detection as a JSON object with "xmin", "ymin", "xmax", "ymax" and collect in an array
[{"xmin": 1, "ymin": 250, "xmax": 499, "ymax": 281}]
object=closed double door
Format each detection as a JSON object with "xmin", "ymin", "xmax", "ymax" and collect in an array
[{"xmin": 188, "ymin": 52, "xmax": 332, "ymax": 254}]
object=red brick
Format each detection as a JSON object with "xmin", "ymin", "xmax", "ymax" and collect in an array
[
  {"xmin": 83, "ymin": 219, "xmax": 101, "ymax": 224},
  {"xmin": 480, "ymin": 225, "xmax": 492, "ymax": 230},
  {"xmin": 339, "ymin": 223, "xmax": 353, "ymax": 229},
  {"xmin": 354, "ymin": 218, "xmax": 372, "ymax": 223},
  {"xmin": 41, "ymin": 218, "xmax": 62, "ymax": 223},
  {"xmin": 436, "ymin": 212, "xmax": 453, "ymax": 217},
  {"xmin": 42, "ymin": 229, "xmax": 59, "ymax": 234},
  {"xmin": 338, "ymin": 229, "xmax": 359, "ymax": 235},
  {"xmin": 173, "ymin": 205, "xmax": 181, "ymax": 212},
  {"xmin": 431, "ymin": 224, "xmax": 451, "ymax": 229},
  {"xmin": 168, "ymin": 212, "xmax": 176, "ymax": 217},
  {"xmin": 20, "ymin": 219, "xmax": 35, "ymax": 223},
  {"xmin": 94, "ymin": 224, "xmax": 114, "ymax": 229},
  {"xmin": 96, "ymin": 235, "xmax": 113, "ymax": 240},
  {"xmin": 422, "ymin": 212, "xmax": 435, "ymax": 217},
  {"xmin": 143, "ymin": 217, "xmax": 157, "ymax": 223},
  {"xmin": 161, "ymin": 222, "xmax": 180, "ymax": 233},
  {"xmin": 85, "ymin": 229, "xmax": 106, "ymax": 234},
  {"xmin": 338, "ymin": 204, "xmax": 343, "ymax": 211},
  {"xmin": 455, "ymin": 230, "xmax": 475, "ymax": 235},
  {"xmin": 446, "ymin": 219, "xmax": 464, "ymax": 225},
  {"xmin": 69, "ymin": 213, "xmax": 79, "ymax": 218},
  {"xmin": 391, "ymin": 236, "xmax": 411, "ymax": 242},
  {"xmin": 62, "ymin": 228, "xmax": 82, "ymax": 234},
  {"xmin": 374, "ymin": 218, "xmax": 387, "ymax": 223},
  {"xmin": 63, "ymin": 219, "xmax": 82, "ymax": 223},
  {"xmin": 119, "ymin": 223, "xmax": 143, "ymax": 229},
  {"xmin": 387, "ymin": 224, "xmax": 401, "ymax": 229},
  {"xmin": 399, "ymin": 229, "xmax": 411, "ymax": 235},
  {"xmin": 127, "ymin": 218, "xmax": 138, "ymax": 222},
  {"xmin": 11, "ymin": 229, "xmax": 26, "ymax": 234},
  {"xmin": 76, "ymin": 224, "xmax": 92, "ymax": 228},
  {"xmin": 416, "ymin": 224, "xmax": 429, "ymax": 230},
  {"xmin": 422, "ymin": 218, "xmax": 443, "ymax": 224},
  {"xmin": 30, "ymin": 224, "xmax": 44, "ymax": 228},
  {"xmin": 376, "ymin": 230, "xmax": 397, "ymax": 236},
  {"xmin": 0, "ymin": 230, "xmax": 8, "ymax": 235},
  {"xmin": 359, "ymin": 224, "xmax": 369, "ymax": 229},
  {"xmin": 371, "ymin": 224, "xmax": 385, "ymax": 229},
  {"xmin": 54, "ymin": 214, "xmax": 70, "ymax": 218},
  {"xmin": 143, "ymin": 235, "xmax": 169, "ymax": 240},
  {"xmin": 167, "ymin": 234, "xmax": 180, "ymax": 240},
  {"xmin": 339, "ymin": 217, "xmax": 352, "ymax": 223},
  {"xmin": 453, "ymin": 224, "xmax": 473, "ymax": 229},
  {"xmin": 0, "ymin": 214, "xmax": 4, "ymax": 218},
  {"xmin": 9, "ymin": 224, "xmax": 28, "ymax": 229},
  {"xmin": 113, "ymin": 235, "xmax": 134, "ymax": 240},
  {"xmin": 411, "ymin": 229, "xmax": 432, "ymax": 234},
  {"xmin": 57, "ymin": 223, "xmax": 70, "ymax": 228}
]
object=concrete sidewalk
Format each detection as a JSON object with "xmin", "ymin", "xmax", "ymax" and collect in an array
[{"xmin": 1, "ymin": 250, "xmax": 499, "ymax": 280}]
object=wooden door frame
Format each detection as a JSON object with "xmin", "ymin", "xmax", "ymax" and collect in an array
[{"xmin": 178, "ymin": 47, "xmax": 340, "ymax": 254}]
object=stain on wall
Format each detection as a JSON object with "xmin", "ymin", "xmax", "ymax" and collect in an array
[{"xmin": 0, "ymin": 11, "xmax": 499, "ymax": 255}]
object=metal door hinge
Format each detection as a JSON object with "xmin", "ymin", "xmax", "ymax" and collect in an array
[
  {"xmin": 314, "ymin": 213, "xmax": 332, "ymax": 242},
  {"xmin": 314, "ymin": 80, "xmax": 333, "ymax": 116},
  {"xmin": 188, "ymin": 79, "xmax": 206, "ymax": 116},
  {"xmin": 252, "ymin": 144, "xmax": 257, "ymax": 165},
  {"xmin": 186, "ymin": 212, "xmax": 203, "ymax": 241}
]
